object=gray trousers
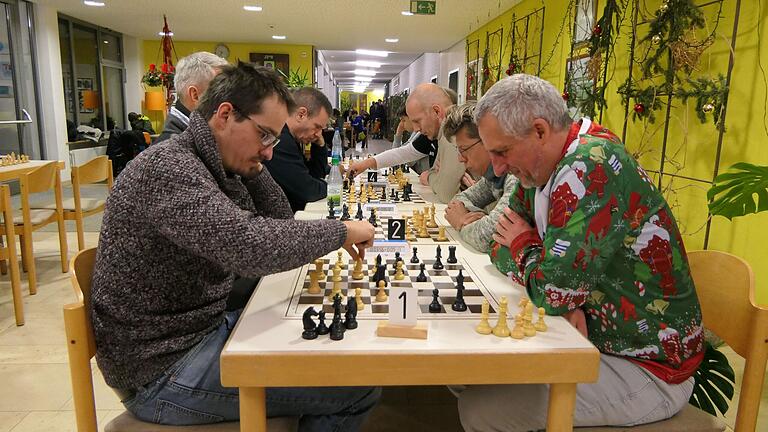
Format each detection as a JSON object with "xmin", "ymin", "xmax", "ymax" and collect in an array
[{"xmin": 454, "ymin": 354, "xmax": 694, "ymax": 432}]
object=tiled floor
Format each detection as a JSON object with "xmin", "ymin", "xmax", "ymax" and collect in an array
[{"xmin": 0, "ymin": 140, "xmax": 766, "ymax": 431}]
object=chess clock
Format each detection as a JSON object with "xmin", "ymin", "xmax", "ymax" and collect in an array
[{"xmin": 214, "ymin": 43, "xmax": 230, "ymax": 60}]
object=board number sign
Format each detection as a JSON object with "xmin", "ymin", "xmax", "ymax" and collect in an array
[
  {"xmin": 387, "ymin": 218, "xmax": 406, "ymax": 240},
  {"xmin": 388, "ymin": 286, "xmax": 418, "ymax": 326}
]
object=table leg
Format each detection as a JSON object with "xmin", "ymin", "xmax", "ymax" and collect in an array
[
  {"xmin": 546, "ymin": 383, "xmax": 577, "ymax": 431},
  {"xmin": 239, "ymin": 387, "xmax": 267, "ymax": 432}
]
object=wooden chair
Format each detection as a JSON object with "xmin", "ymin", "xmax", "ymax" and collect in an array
[
  {"xmin": 52, "ymin": 155, "xmax": 113, "ymax": 251},
  {"xmin": 580, "ymin": 250, "xmax": 767, "ymax": 432},
  {"xmin": 64, "ymin": 248, "xmax": 297, "ymax": 432},
  {"xmin": 0, "ymin": 184, "xmax": 24, "ymax": 325},
  {"xmin": 13, "ymin": 161, "xmax": 68, "ymax": 295}
]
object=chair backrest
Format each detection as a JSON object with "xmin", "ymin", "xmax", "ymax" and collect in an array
[
  {"xmin": 20, "ymin": 161, "xmax": 59, "ymax": 195},
  {"xmin": 63, "ymin": 247, "xmax": 98, "ymax": 432},
  {"xmin": 72, "ymin": 155, "xmax": 113, "ymax": 188},
  {"xmin": 687, "ymin": 250, "xmax": 768, "ymax": 432}
]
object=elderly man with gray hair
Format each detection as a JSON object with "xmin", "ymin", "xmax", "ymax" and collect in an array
[
  {"xmin": 454, "ymin": 74, "xmax": 703, "ymax": 431},
  {"xmin": 156, "ymin": 51, "xmax": 228, "ymax": 143}
]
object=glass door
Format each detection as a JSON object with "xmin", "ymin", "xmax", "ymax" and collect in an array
[{"xmin": 0, "ymin": 0, "xmax": 42, "ymax": 158}]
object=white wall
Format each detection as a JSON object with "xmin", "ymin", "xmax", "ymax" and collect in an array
[
  {"xmin": 439, "ymin": 39, "xmax": 466, "ymax": 104},
  {"xmin": 389, "ymin": 53, "xmax": 440, "ymax": 95},
  {"xmin": 123, "ymin": 35, "xmax": 143, "ymax": 115},
  {"xmin": 315, "ymin": 50, "xmax": 338, "ymax": 108}
]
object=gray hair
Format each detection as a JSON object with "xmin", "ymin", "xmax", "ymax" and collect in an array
[
  {"xmin": 441, "ymin": 102, "xmax": 478, "ymax": 142},
  {"xmin": 291, "ymin": 87, "xmax": 332, "ymax": 118},
  {"xmin": 475, "ymin": 74, "xmax": 571, "ymax": 138},
  {"xmin": 174, "ymin": 52, "xmax": 228, "ymax": 103}
]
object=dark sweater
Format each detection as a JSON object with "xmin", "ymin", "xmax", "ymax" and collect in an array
[
  {"xmin": 90, "ymin": 112, "xmax": 347, "ymax": 389},
  {"xmin": 155, "ymin": 101, "xmax": 191, "ymax": 144}
]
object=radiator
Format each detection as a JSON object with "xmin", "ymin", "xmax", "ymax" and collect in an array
[{"xmin": 68, "ymin": 145, "xmax": 107, "ymax": 167}]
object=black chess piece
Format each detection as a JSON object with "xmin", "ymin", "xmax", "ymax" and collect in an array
[
  {"xmin": 452, "ymin": 278, "xmax": 467, "ymax": 312},
  {"xmin": 383, "ymin": 168, "xmax": 388, "ymax": 176},
  {"xmin": 402, "ymin": 188, "xmax": 411, "ymax": 202},
  {"xmin": 410, "ymin": 247, "xmax": 419, "ymax": 263},
  {"xmin": 301, "ymin": 307, "xmax": 319, "ymax": 340},
  {"xmin": 376, "ymin": 254, "xmax": 382, "ymax": 268},
  {"xmin": 380, "ymin": 187, "xmax": 387, "ymax": 201},
  {"xmin": 316, "ymin": 310, "xmax": 329, "ymax": 335},
  {"xmin": 326, "ymin": 199, "xmax": 336, "ymax": 220},
  {"xmin": 344, "ymin": 296, "xmax": 358, "ymax": 330},
  {"xmin": 429, "ymin": 288, "xmax": 441, "ymax": 313},
  {"xmin": 393, "ymin": 190, "xmax": 399, "ymax": 202},
  {"xmin": 416, "ymin": 263, "xmax": 428, "ymax": 282},
  {"xmin": 355, "ymin": 202, "xmax": 364, "ymax": 220},
  {"xmin": 343, "ymin": 178, "xmax": 350, "ymax": 191},
  {"xmin": 456, "ymin": 269, "xmax": 465, "ymax": 287},
  {"xmin": 433, "ymin": 245, "xmax": 444, "ymax": 270},
  {"xmin": 329, "ymin": 294, "xmax": 345, "ymax": 340},
  {"xmin": 395, "ymin": 252, "xmax": 402, "ymax": 264},
  {"xmin": 447, "ymin": 246, "xmax": 458, "ymax": 264},
  {"xmin": 340, "ymin": 204, "xmax": 350, "ymax": 221},
  {"xmin": 375, "ymin": 264, "xmax": 387, "ymax": 287},
  {"xmin": 390, "ymin": 188, "xmax": 396, "ymax": 199},
  {"xmin": 368, "ymin": 209, "xmax": 378, "ymax": 227}
]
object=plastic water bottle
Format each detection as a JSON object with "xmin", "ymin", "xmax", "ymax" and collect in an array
[
  {"xmin": 327, "ymin": 158, "xmax": 343, "ymax": 205},
  {"xmin": 331, "ymin": 129, "xmax": 342, "ymax": 165}
]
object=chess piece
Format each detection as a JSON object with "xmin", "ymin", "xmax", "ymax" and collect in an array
[
  {"xmin": 328, "ymin": 278, "xmax": 344, "ymax": 302},
  {"xmin": 452, "ymin": 275, "xmax": 467, "ymax": 312},
  {"xmin": 326, "ymin": 199, "xmax": 336, "ymax": 220},
  {"xmin": 417, "ymin": 224, "xmax": 430, "ymax": 238},
  {"xmin": 329, "ymin": 294, "xmax": 345, "ymax": 340},
  {"xmin": 429, "ymin": 288, "xmax": 441, "ymax": 313},
  {"xmin": 510, "ymin": 315, "xmax": 525, "ymax": 339},
  {"xmin": 447, "ymin": 246, "xmax": 457, "ymax": 264},
  {"xmin": 390, "ymin": 188, "xmax": 396, "ymax": 199},
  {"xmin": 345, "ymin": 296, "xmax": 359, "ymax": 329},
  {"xmin": 332, "ymin": 263, "xmax": 342, "ymax": 282},
  {"xmin": 416, "ymin": 263, "xmax": 428, "ymax": 282},
  {"xmin": 375, "ymin": 280, "xmax": 388, "ymax": 302},
  {"xmin": 375, "ymin": 254, "xmax": 382, "ymax": 267},
  {"xmin": 351, "ymin": 258, "xmax": 364, "ymax": 280},
  {"xmin": 410, "ymin": 247, "xmax": 419, "ymax": 263},
  {"xmin": 436, "ymin": 226, "xmax": 448, "ymax": 241},
  {"xmin": 535, "ymin": 307, "xmax": 548, "ymax": 332},
  {"xmin": 492, "ymin": 296, "xmax": 511, "ymax": 337},
  {"xmin": 302, "ymin": 307, "xmax": 319, "ymax": 340},
  {"xmin": 355, "ymin": 202, "xmax": 364, "ymax": 220},
  {"xmin": 475, "ymin": 300, "xmax": 492, "ymax": 334},
  {"xmin": 336, "ymin": 251, "xmax": 346, "ymax": 269},
  {"xmin": 314, "ymin": 259, "xmax": 325, "ymax": 277},
  {"xmin": 308, "ymin": 271, "xmax": 321, "ymax": 294},
  {"xmin": 402, "ymin": 187, "xmax": 411, "ymax": 201},
  {"xmin": 432, "ymin": 246, "xmax": 444, "ymax": 270},
  {"xmin": 381, "ymin": 187, "xmax": 387, "ymax": 201},
  {"xmin": 426, "ymin": 212, "xmax": 438, "ymax": 228},
  {"xmin": 518, "ymin": 297, "xmax": 529, "ymax": 310},
  {"xmin": 523, "ymin": 303, "xmax": 537, "ymax": 337},
  {"xmin": 355, "ymin": 287, "xmax": 364, "ymax": 311},
  {"xmin": 316, "ymin": 311, "xmax": 330, "ymax": 335},
  {"xmin": 340, "ymin": 204, "xmax": 350, "ymax": 221},
  {"xmin": 394, "ymin": 261, "xmax": 405, "ymax": 280},
  {"xmin": 368, "ymin": 208, "xmax": 378, "ymax": 227},
  {"xmin": 393, "ymin": 190, "xmax": 399, "ymax": 202}
]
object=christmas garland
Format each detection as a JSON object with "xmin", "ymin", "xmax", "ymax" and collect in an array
[
  {"xmin": 676, "ymin": 75, "xmax": 729, "ymax": 132},
  {"xmin": 641, "ymin": 0, "xmax": 705, "ymax": 80}
]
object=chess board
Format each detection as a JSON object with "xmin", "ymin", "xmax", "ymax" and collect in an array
[
  {"xmin": 374, "ymin": 215, "xmax": 459, "ymax": 244},
  {"xmin": 341, "ymin": 185, "xmax": 426, "ymax": 205},
  {"xmin": 285, "ymin": 257, "xmax": 500, "ymax": 319}
]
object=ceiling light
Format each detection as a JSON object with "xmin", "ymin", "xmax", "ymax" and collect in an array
[
  {"xmin": 243, "ymin": 5, "xmax": 262, "ymax": 11},
  {"xmin": 385, "ymin": 38, "xmax": 399, "ymax": 43},
  {"xmin": 401, "ymin": 11, "xmax": 413, "ymax": 16},
  {"xmin": 158, "ymin": 31, "xmax": 173, "ymax": 36},
  {"xmin": 355, "ymin": 60, "xmax": 382, "ymax": 68},
  {"xmin": 353, "ymin": 69, "xmax": 376, "ymax": 76},
  {"xmin": 272, "ymin": 35, "xmax": 286, "ymax": 40},
  {"xmin": 84, "ymin": 1, "xmax": 105, "ymax": 6},
  {"xmin": 103, "ymin": 40, "xmax": 109, "ymax": 44},
  {"xmin": 355, "ymin": 49, "xmax": 388, "ymax": 58}
]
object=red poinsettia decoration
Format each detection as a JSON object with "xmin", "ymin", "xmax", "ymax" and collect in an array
[{"xmin": 142, "ymin": 63, "xmax": 175, "ymax": 88}]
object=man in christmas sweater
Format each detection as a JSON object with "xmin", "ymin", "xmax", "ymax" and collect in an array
[{"xmin": 455, "ymin": 74, "xmax": 704, "ymax": 431}]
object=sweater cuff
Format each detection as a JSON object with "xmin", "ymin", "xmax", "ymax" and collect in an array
[{"xmin": 508, "ymin": 229, "xmax": 542, "ymax": 273}]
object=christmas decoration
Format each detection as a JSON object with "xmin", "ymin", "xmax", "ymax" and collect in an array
[
  {"xmin": 676, "ymin": 75, "xmax": 729, "ymax": 131},
  {"xmin": 702, "ymin": 103, "xmax": 714, "ymax": 113},
  {"xmin": 634, "ymin": 103, "xmax": 645, "ymax": 114},
  {"xmin": 659, "ymin": 1, "xmax": 669, "ymax": 14},
  {"xmin": 562, "ymin": 91, "xmax": 569, "ymax": 101},
  {"xmin": 592, "ymin": 24, "xmax": 602, "ymax": 37},
  {"xmin": 669, "ymin": 30, "xmax": 714, "ymax": 74},
  {"xmin": 641, "ymin": 0, "xmax": 705, "ymax": 79},
  {"xmin": 652, "ymin": 34, "xmax": 662, "ymax": 45}
]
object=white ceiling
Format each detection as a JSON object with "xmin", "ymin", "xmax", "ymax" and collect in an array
[{"xmin": 36, "ymin": 0, "xmax": 520, "ymax": 90}]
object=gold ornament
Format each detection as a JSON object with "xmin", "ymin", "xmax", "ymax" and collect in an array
[
  {"xmin": 659, "ymin": 2, "xmax": 669, "ymax": 13},
  {"xmin": 669, "ymin": 30, "xmax": 714, "ymax": 73},
  {"xmin": 586, "ymin": 52, "xmax": 603, "ymax": 82},
  {"xmin": 702, "ymin": 103, "xmax": 715, "ymax": 113},
  {"xmin": 652, "ymin": 34, "xmax": 662, "ymax": 45}
]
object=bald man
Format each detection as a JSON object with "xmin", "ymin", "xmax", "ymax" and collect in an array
[{"xmin": 347, "ymin": 83, "xmax": 466, "ymax": 203}]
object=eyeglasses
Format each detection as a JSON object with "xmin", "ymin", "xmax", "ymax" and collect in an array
[
  {"xmin": 457, "ymin": 139, "xmax": 482, "ymax": 156},
  {"xmin": 230, "ymin": 103, "xmax": 280, "ymax": 149}
]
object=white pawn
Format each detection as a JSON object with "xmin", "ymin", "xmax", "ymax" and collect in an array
[
  {"xmin": 375, "ymin": 280, "xmax": 388, "ymax": 302},
  {"xmin": 492, "ymin": 296, "xmax": 511, "ymax": 337},
  {"xmin": 351, "ymin": 258, "xmax": 364, "ymax": 280},
  {"xmin": 394, "ymin": 261, "xmax": 405, "ymax": 280},
  {"xmin": 475, "ymin": 300, "xmax": 492, "ymax": 335},
  {"xmin": 535, "ymin": 307, "xmax": 548, "ymax": 332}
]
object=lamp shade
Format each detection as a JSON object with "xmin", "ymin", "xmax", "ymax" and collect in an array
[
  {"xmin": 82, "ymin": 90, "xmax": 99, "ymax": 110},
  {"xmin": 145, "ymin": 91, "xmax": 165, "ymax": 111}
]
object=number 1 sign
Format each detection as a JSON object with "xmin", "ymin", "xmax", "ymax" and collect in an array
[{"xmin": 376, "ymin": 286, "xmax": 428, "ymax": 339}]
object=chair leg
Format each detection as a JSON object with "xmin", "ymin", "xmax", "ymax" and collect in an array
[
  {"xmin": 19, "ymin": 234, "xmax": 27, "ymax": 273},
  {"xmin": 7, "ymin": 246, "xmax": 23, "ymax": 326},
  {"xmin": 75, "ymin": 215, "xmax": 85, "ymax": 251},
  {"xmin": 0, "ymin": 236, "xmax": 7, "ymax": 275},
  {"xmin": 57, "ymin": 212, "xmax": 69, "ymax": 273},
  {"xmin": 21, "ymin": 230, "xmax": 35, "ymax": 295}
]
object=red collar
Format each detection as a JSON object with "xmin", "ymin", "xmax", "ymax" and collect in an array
[{"xmin": 558, "ymin": 121, "xmax": 583, "ymax": 160}]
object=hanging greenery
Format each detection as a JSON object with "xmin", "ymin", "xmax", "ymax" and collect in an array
[
  {"xmin": 618, "ymin": 81, "xmax": 665, "ymax": 124},
  {"xmin": 676, "ymin": 75, "xmax": 728, "ymax": 131},
  {"xmin": 641, "ymin": 0, "xmax": 706, "ymax": 80}
]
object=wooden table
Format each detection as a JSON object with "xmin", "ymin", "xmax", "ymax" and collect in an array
[
  {"xmin": 220, "ymin": 172, "xmax": 601, "ymax": 432},
  {"xmin": 0, "ymin": 160, "xmax": 65, "ymax": 182}
]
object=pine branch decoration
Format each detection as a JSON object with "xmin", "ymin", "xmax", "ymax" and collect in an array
[
  {"xmin": 677, "ymin": 74, "xmax": 729, "ymax": 131},
  {"xmin": 641, "ymin": 0, "xmax": 705, "ymax": 80}
]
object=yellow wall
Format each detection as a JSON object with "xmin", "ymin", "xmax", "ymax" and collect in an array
[
  {"xmin": 142, "ymin": 40, "xmax": 314, "ymax": 130},
  {"xmin": 469, "ymin": 0, "xmax": 768, "ymax": 304}
]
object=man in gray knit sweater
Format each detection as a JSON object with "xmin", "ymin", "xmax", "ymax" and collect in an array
[{"xmin": 90, "ymin": 63, "xmax": 380, "ymax": 429}]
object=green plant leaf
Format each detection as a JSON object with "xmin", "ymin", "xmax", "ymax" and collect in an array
[
  {"xmin": 708, "ymin": 163, "xmax": 768, "ymax": 220},
  {"xmin": 689, "ymin": 342, "xmax": 735, "ymax": 416}
]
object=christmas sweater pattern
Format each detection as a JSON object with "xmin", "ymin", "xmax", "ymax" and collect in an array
[{"xmin": 489, "ymin": 119, "xmax": 703, "ymax": 371}]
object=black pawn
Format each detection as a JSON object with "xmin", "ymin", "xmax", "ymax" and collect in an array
[
  {"xmin": 395, "ymin": 252, "xmax": 402, "ymax": 264},
  {"xmin": 326, "ymin": 199, "xmax": 336, "ymax": 220},
  {"xmin": 355, "ymin": 202, "xmax": 364, "ymax": 220},
  {"xmin": 316, "ymin": 311, "xmax": 329, "ymax": 335},
  {"xmin": 340, "ymin": 204, "xmax": 350, "ymax": 221},
  {"xmin": 381, "ymin": 187, "xmax": 387, "ymax": 201},
  {"xmin": 410, "ymin": 247, "xmax": 419, "ymax": 263},
  {"xmin": 433, "ymin": 245, "xmax": 444, "ymax": 270},
  {"xmin": 368, "ymin": 209, "xmax": 378, "ymax": 227},
  {"xmin": 393, "ymin": 190, "xmax": 399, "ymax": 202},
  {"xmin": 452, "ymin": 278, "xmax": 467, "ymax": 312},
  {"xmin": 429, "ymin": 288, "xmax": 441, "ymax": 313},
  {"xmin": 301, "ymin": 306, "xmax": 319, "ymax": 340},
  {"xmin": 390, "ymin": 188, "xmax": 396, "ymax": 199},
  {"xmin": 447, "ymin": 246, "xmax": 458, "ymax": 264},
  {"xmin": 344, "ymin": 296, "xmax": 358, "ymax": 330},
  {"xmin": 402, "ymin": 188, "xmax": 411, "ymax": 201},
  {"xmin": 416, "ymin": 263, "xmax": 428, "ymax": 282}
]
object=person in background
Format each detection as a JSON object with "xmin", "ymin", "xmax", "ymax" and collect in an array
[{"xmin": 156, "ymin": 51, "xmax": 228, "ymax": 143}]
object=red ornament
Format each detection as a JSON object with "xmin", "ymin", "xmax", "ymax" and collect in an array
[
  {"xmin": 506, "ymin": 63, "xmax": 517, "ymax": 76},
  {"xmin": 161, "ymin": 63, "xmax": 169, "ymax": 73},
  {"xmin": 483, "ymin": 67, "xmax": 490, "ymax": 76},
  {"xmin": 149, "ymin": 64, "xmax": 156, "ymax": 71},
  {"xmin": 634, "ymin": 103, "xmax": 645, "ymax": 114},
  {"xmin": 562, "ymin": 91, "xmax": 569, "ymax": 101},
  {"xmin": 592, "ymin": 25, "xmax": 602, "ymax": 37}
]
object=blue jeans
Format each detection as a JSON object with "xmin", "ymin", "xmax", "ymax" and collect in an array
[{"xmin": 122, "ymin": 310, "xmax": 381, "ymax": 431}]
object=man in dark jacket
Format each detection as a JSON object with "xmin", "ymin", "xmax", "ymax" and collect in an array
[
  {"xmin": 155, "ymin": 51, "xmax": 228, "ymax": 143},
  {"xmin": 263, "ymin": 87, "xmax": 332, "ymax": 212}
]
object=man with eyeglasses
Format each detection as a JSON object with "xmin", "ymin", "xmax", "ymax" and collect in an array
[
  {"xmin": 263, "ymin": 87, "xmax": 333, "ymax": 212},
  {"xmin": 90, "ymin": 63, "xmax": 380, "ymax": 429},
  {"xmin": 441, "ymin": 103, "xmax": 518, "ymax": 254}
]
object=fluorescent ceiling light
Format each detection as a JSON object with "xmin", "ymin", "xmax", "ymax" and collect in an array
[
  {"xmin": 158, "ymin": 31, "xmax": 173, "ymax": 36},
  {"xmin": 243, "ymin": 5, "xmax": 262, "ymax": 11},
  {"xmin": 385, "ymin": 38, "xmax": 399, "ymax": 43},
  {"xmin": 355, "ymin": 79, "xmax": 373, "ymax": 84},
  {"xmin": 272, "ymin": 35, "xmax": 286, "ymax": 40},
  {"xmin": 401, "ymin": 11, "xmax": 413, "ymax": 16},
  {"xmin": 355, "ymin": 60, "xmax": 382, "ymax": 68},
  {"xmin": 103, "ymin": 40, "xmax": 109, "ymax": 44},
  {"xmin": 84, "ymin": 1, "xmax": 105, "ymax": 6},
  {"xmin": 353, "ymin": 69, "xmax": 376, "ymax": 76},
  {"xmin": 356, "ymin": 49, "xmax": 388, "ymax": 58}
]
